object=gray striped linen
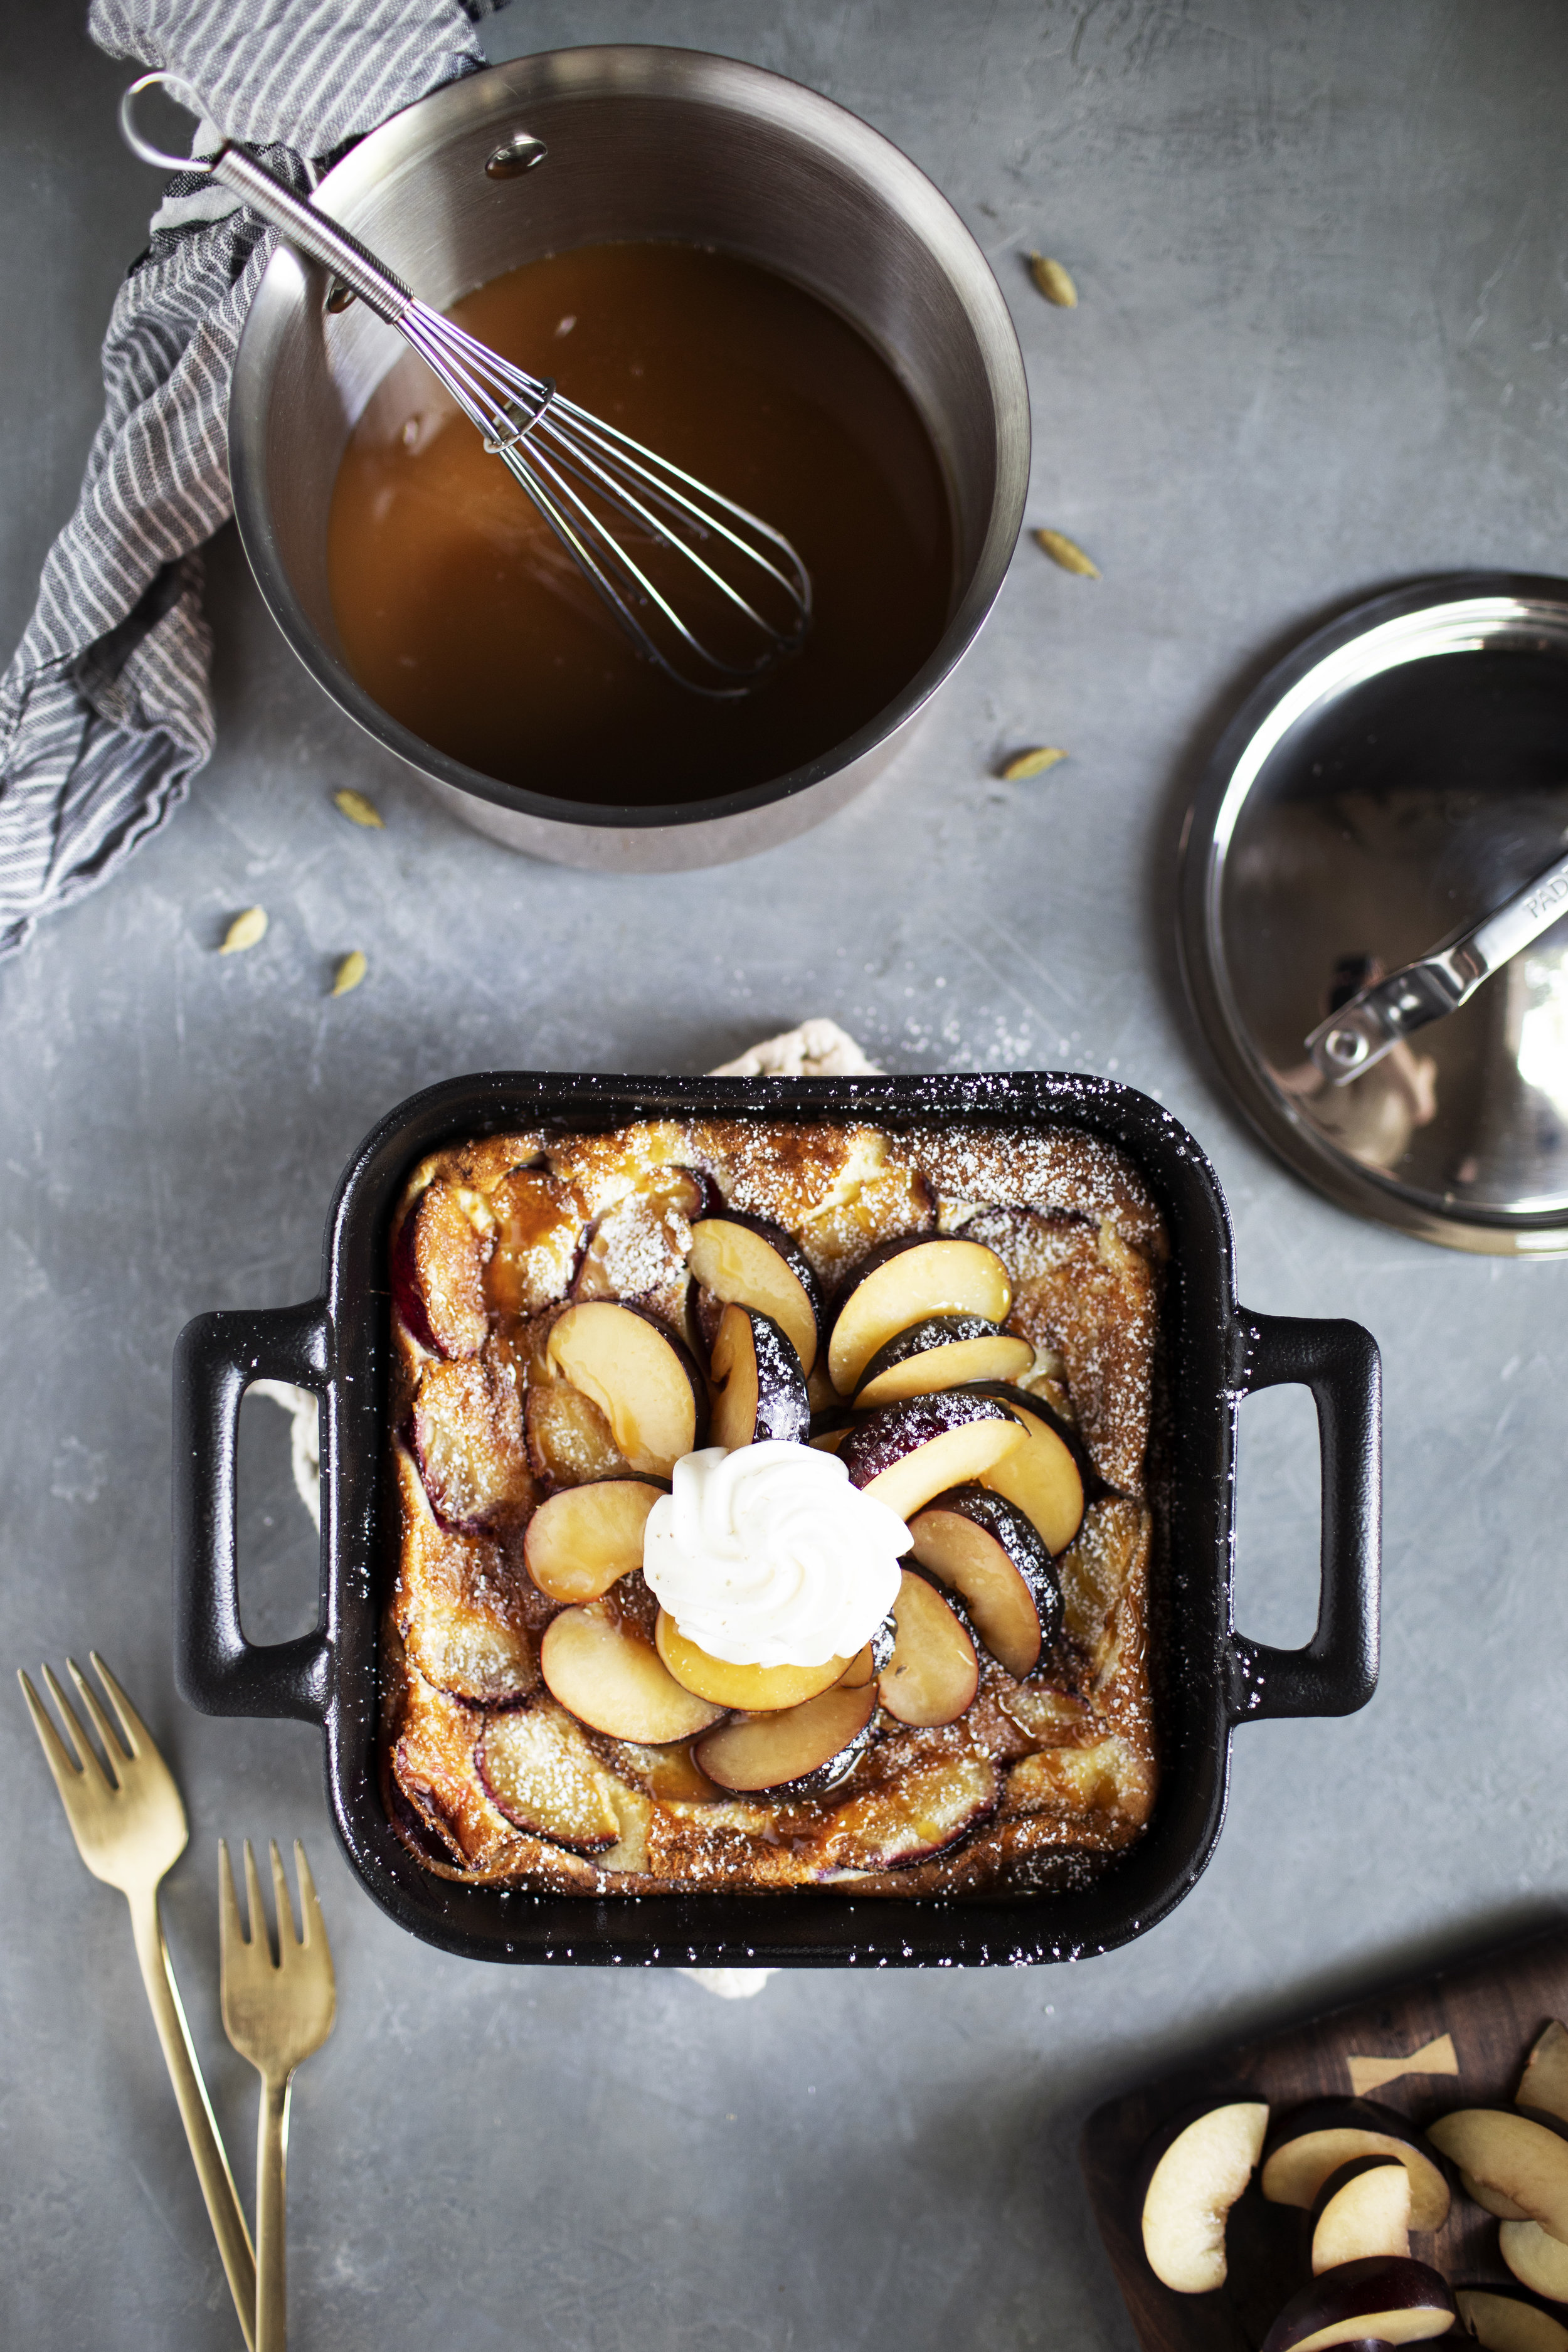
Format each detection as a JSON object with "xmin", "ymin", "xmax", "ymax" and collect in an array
[{"xmin": 0, "ymin": 0, "xmax": 506, "ymax": 959}]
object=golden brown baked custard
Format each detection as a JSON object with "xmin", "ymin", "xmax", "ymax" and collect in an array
[{"xmin": 380, "ymin": 1116, "xmax": 1166, "ymax": 1897}]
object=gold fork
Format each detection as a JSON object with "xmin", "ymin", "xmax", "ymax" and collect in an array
[
  {"xmin": 220, "ymin": 1838, "xmax": 336, "ymax": 2352},
  {"xmin": 19, "ymin": 1655, "xmax": 257, "ymax": 2348}
]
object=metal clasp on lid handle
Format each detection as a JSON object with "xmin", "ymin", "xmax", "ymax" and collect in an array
[{"xmin": 1305, "ymin": 837, "xmax": 1568, "ymax": 1084}]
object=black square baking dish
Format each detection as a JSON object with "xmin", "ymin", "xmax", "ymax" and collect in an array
[{"xmin": 172, "ymin": 1069, "xmax": 1379, "ymax": 1967}]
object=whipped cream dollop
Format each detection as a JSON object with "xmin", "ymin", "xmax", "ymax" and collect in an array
[{"xmin": 642, "ymin": 1442, "xmax": 908, "ymax": 1669}]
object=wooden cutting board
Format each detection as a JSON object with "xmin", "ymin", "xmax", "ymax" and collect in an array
[{"xmin": 1079, "ymin": 1922, "xmax": 1568, "ymax": 2350}]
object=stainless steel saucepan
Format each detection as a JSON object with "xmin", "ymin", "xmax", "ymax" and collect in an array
[{"xmin": 228, "ymin": 46, "xmax": 1030, "ymax": 871}]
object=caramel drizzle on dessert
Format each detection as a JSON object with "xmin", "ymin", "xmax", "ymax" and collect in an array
[{"xmin": 381, "ymin": 1118, "xmax": 1165, "ymax": 1897}]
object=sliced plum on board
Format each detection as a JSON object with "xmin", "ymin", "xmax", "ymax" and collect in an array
[
  {"xmin": 1138, "ymin": 2100, "xmax": 1269, "ymax": 2294},
  {"xmin": 709, "ymin": 1303, "xmax": 810, "ymax": 1449},
  {"xmin": 1308, "ymin": 2155, "xmax": 1411, "ymax": 2274},
  {"xmin": 906, "ymin": 1484, "xmax": 1061, "ymax": 1678},
  {"xmin": 827, "ymin": 1234, "xmax": 1013, "ymax": 1396},
  {"xmin": 1426, "ymin": 2108, "xmax": 1568, "ymax": 2242},
  {"xmin": 1499, "ymin": 2217, "xmax": 1568, "ymax": 2300},
  {"xmin": 1261, "ymin": 2100, "xmax": 1451, "ymax": 2232},
  {"xmin": 1458, "ymin": 2289, "xmax": 1568, "ymax": 2352},
  {"xmin": 1258, "ymin": 2255, "xmax": 1456, "ymax": 2351},
  {"xmin": 1518, "ymin": 2021, "xmax": 1568, "ymax": 2122}
]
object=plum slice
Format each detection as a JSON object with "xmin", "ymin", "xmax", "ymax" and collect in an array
[
  {"xmin": 477, "ymin": 1703, "xmax": 622, "ymax": 1853},
  {"xmin": 545, "ymin": 1300, "xmax": 707, "ymax": 1476},
  {"xmin": 1426, "ymin": 2109, "xmax": 1568, "ymax": 2242},
  {"xmin": 808, "ymin": 1408, "xmax": 856, "ymax": 1454},
  {"xmin": 877, "ymin": 1568, "xmax": 979, "ymax": 1727},
  {"xmin": 393, "ymin": 1180, "xmax": 491, "ymax": 1358},
  {"xmin": 709, "ymin": 1303, "xmax": 810, "ymax": 1450},
  {"xmin": 906, "ymin": 1485, "xmax": 1061, "ymax": 1678},
  {"xmin": 968, "ymin": 1381, "xmax": 1088, "ymax": 1555},
  {"xmin": 652, "ymin": 1612, "xmax": 850, "ymax": 1712},
  {"xmin": 689, "ymin": 1210, "xmax": 824, "ymax": 1377},
  {"xmin": 1261, "ymin": 2101, "xmax": 1451, "ymax": 2231},
  {"xmin": 837, "ymin": 1619, "xmax": 894, "ymax": 1690},
  {"xmin": 1519, "ymin": 2021, "xmax": 1568, "ymax": 2125},
  {"xmin": 840, "ymin": 1391, "xmax": 1024, "ymax": 1521},
  {"xmin": 525, "ymin": 1378, "xmax": 627, "ymax": 1488},
  {"xmin": 1309, "ymin": 2156, "xmax": 1411, "ymax": 2274},
  {"xmin": 852, "ymin": 1315, "xmax": 1034, "ymax": 1407},
  {"xmin": 1463, "ymin": 2168, "xmax": 1530, "ymax": 2221},
  {"xmin": 411, "ymin": 1355, "xmax": 533, "ymax": 1532},
  {"xmin": 827, "ymin": 1234, "xmax": 1013, "ymax": 1396},
  {"xmin": 696, "ymin": 1680, "xmax": 877, "ymax": 1793},
  {"xmin": 1458, "ymin": 2289, "xmax": 1568, "ymax": 2351},
  {"xmin": 1259, "ymin": 2256, "xmax": 1456, "ymax": 2350},
  {"xmin": 393, "ymin": 1449, "xmax": 538, "ymax": 1707},
  {"xmin": 1500, "ymin": 2217, "xmax": 1568, "ymax": 2299},
  {"xmin": 569, "ymin": 1168, "xmax": 710, "ymax": 1328},
  {"xmin": 815, "ymin": 1749, "xmax": 997, "ymax": 1872},
  {"xmin": 522, "ymin": 1476, "xmax": 667, "ymax": 1604},
  {"xmin": 539, "ymin": 1600, "xmax": 725, "ymax": 1744},
  {"xmin": 1139, "ymin": 2100, "xmax": 1269, "ymax": 2294}
]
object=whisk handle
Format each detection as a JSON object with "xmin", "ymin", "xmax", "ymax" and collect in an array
[
  {"xmin": 119, "ymin": 71, "xmax": 410, "ymax": 324},
  {"xmin": 209, "ymin": 144, "xmax": 411, "ymax": 322}
]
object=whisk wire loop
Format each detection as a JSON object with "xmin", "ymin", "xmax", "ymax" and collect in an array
[
  {"xmin": 115, "ymin": 73, "xmax": 812, "ymax": 699},
  {"xmin": 401, "ymin": 303, "xmax": 811, "ymax": 696}
]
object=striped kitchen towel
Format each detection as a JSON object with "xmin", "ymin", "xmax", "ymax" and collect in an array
[{"xmin": 0, "ymin": 0, "xmax": 507, "ymax": 960}]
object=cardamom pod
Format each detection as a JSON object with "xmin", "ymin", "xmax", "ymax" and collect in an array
[
  {"xmin": 1029, "ymin": 253, "xmax": 1078, "ymax": 309},
  {"xmin": 333, "ymin": 787, "xmax": 384, "ymax": 829},
  {"xmin": 1035, "ymin": 527, "xmax": 1099, "ymax": 578},
  {"xmin": 999, "ymin": 748, "xmax": 1067, "ymax": 781},
  {"xmin": 220, "ymin": 907, "xmax": 268, "ymax": 954},
  {"xmin": 331, "ymin": 950, "xmax": 368, "ymax": 997}
]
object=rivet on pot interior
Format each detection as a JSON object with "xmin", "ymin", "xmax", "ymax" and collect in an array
[
  {"xmin": 486, "ymin": 132, "xmax": 548, "ymax": 179},
  {"xmin": 325, "ymin": 281, "xmax": 356, "ymax": 313}
]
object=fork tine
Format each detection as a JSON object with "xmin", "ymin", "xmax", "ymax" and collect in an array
[
  {"xmin": 67, "ymin": 1656, "xmax": 129, "ymax": 1776},
  {"xmin": 218, "ymin": 1838, "xmax": 246, "ymax": 1957},
  {"xmin": 243, "ymin": 1840, "xmax": 273, "ymax": 1966},
  {"xmin": 269, "ymin": 1839, "xmax": 298, "ymax": 1958},
  {"xmin": 41, "ymin": 1664, "xmax": 110, "ymax": 1790},
  {"xmin": 87, "ymin": 1651, "xmax": 146, "ymax": 1759},
  {"xmin": 18, "ymin": 1669, "xmax": 85, "ymax": 1807},
  {"xmin": 294, "ymin": 1838, "xmax": 324, "ymax": 1950}
]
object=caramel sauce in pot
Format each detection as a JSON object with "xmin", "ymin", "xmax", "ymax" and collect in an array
[{"xmin": 327, "ymin": 243, "xmax": 954, "ymax": 808}]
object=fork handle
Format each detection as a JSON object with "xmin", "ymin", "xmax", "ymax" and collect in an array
[
  {"xmin": 256, "ymin": 2074, "xmax": 292, "ymax": 2352},
  {"xmin": 129, "ymin": 1892, "xmax": 258, "ymax": 2351}
]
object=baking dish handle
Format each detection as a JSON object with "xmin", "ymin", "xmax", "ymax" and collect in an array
[
  {"xmin": 1225, "ymin": 1310, "xmax": 1380, "ymax": 1724},
  {"xmin": 172, "ymin": 1301, "xmax": 332, "ymax": 1725}
]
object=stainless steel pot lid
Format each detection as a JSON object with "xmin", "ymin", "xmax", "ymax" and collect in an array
[{"xmin": 1179, "ymin": 573, "xmax": 1568, "ymax": 1254}]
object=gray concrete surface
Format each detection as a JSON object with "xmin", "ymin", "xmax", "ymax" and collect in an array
[{"xmin": 3, "ymin": 2, "xmax": 1567, "ymax": 2345}]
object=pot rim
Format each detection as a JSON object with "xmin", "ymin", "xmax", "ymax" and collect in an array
[{"xmin": 227, "ymin": 43, "xmax": 1032, "ymax": 831}]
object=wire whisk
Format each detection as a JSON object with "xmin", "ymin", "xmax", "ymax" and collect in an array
[{"xmin": 122, "ymin": 74, "xmax": 812, "ymax": 699}]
